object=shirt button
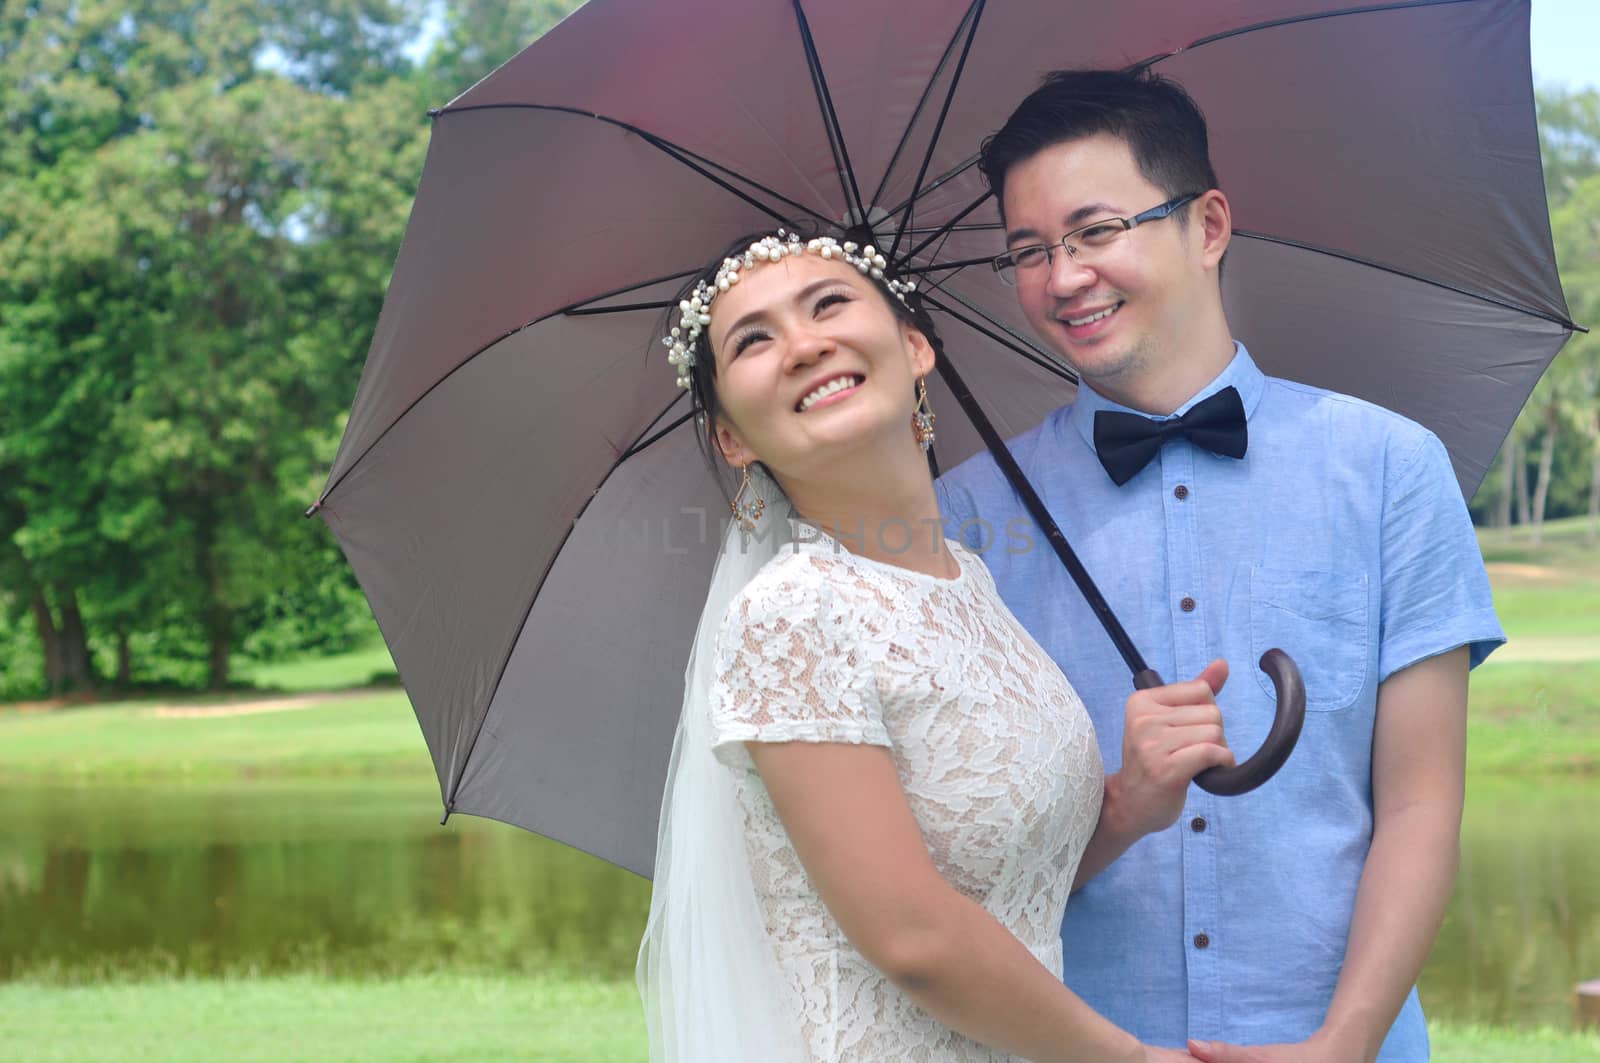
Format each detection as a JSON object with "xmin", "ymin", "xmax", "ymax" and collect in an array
[
  {"xmin": 1180, "ymin": 596, "xmax": 1197, "ymax": 612},
  {"xmin": 1193, "ymin": 933, "xmax": 1211, "ymax": 949},
  {"xmin": 1190, "ymin": 817, "xmax": 1207, "ymax": 833},
  {"xmin": 1173, "ymin": 484, "xmax": 1189, "ymax": 500}
]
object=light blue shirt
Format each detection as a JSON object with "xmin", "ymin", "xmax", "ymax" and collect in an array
[{"xmin": 936, "ymin": 345, "xmax": 1503, "ymax": 1057}]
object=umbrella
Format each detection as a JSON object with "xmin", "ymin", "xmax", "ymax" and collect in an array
[{"xmin": 310, "ymin": 0, "xmax": 1577, "ymax": 877}]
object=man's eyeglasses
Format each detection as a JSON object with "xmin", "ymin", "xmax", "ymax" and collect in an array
[{"xmin": 991, "ymin": 193, "xmax": 1202, "ymax": 287}]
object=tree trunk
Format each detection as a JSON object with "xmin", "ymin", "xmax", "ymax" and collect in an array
[
  {"xmin": 116, "ymin": 630, "xmax": 133, "ymax": 688},
  {"xmin": 196, "ymin": 510, "xmax": 232, "ymax": 690},
  {"xmin": 1494, "ymin": 436, "xmax": 1514, "ymax": 528},
  {"xmin": 1588, "ymin": 432, "xmax": 1599, "ymax": 546},
  {"xmin": 30, "ymin": 588, "xmax": 66, "ymax": 695},
  {"xmin": 56, "ymin": 587, "xmax": 95, "ymax": 692},
  {"xmin": 1515, "ymin": 432, "xmax": 1533, "ymax": 528},
  {"xmin": 1530, "ymin": 403, "xmax": 1558, "ymax": 546},
  {"xmin": 207, "ymin": 620, "xmax": 231, "ymax": 689}
]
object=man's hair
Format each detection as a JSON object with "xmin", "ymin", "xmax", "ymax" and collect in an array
[{"xmin": 978, "ymin": 68, "xmax": 1218, "ymax": 222}]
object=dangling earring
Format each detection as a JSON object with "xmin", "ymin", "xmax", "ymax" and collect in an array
[
  {"xmin": 912, "ymin": 378, "xmax": 936, "ymax": 451},
  {"xmin": 730, "ymin": 464, "xmax": 767, "ymax": 533}
]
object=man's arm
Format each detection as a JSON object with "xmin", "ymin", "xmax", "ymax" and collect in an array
[
  {"xmin": 1073, "ymin": 660, "xmax": 1236, "ymax": 890},
  {"xmin": 1189, "ymin": 646, "xmax": 1468, "ymax": 1063}
]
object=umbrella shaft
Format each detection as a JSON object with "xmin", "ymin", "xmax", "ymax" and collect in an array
[{"xmin": 934, "ymin": 353, "xmax": 1152, "ymax": 684}]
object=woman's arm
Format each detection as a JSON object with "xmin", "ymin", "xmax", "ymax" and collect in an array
[{"xmin": 750, "ymin": 740, "xmax": 1191, "ymax": 1063}]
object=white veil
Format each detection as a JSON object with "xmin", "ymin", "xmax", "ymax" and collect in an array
[{"xmin": 636, "ymin": 467, "xmax": 806, "ymax": 1062}]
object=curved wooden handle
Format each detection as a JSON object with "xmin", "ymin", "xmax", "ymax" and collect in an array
[
  {"xmin": 1133, "ymin": 651, "xmax": 1306, "ymax": 797},
  {"xmin": 1193, "ymin": 649, "xmax": 1306, "ymax": 796}
]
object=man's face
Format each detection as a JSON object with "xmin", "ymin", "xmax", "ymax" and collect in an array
[{"xmin": 1000, "ymin": 133, "xmax": 1203, "ymax": 389}]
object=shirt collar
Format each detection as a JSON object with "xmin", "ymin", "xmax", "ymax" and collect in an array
[{"xmin": 1065, "ymin": 341, "xmax": 1264, "ymax": 451}]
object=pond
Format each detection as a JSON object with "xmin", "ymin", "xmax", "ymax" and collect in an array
[{"xmin": 1, "ymin": 774, "xmax": 1595, "ymax": 1029}]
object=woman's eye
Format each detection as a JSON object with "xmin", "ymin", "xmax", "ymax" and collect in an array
[
  {"xmin": 732, "ymin": 330, "xmax": 769, "ymax": 356},
  {"xmin": 814, "ymin": 292, "xmax": 851, "ymax": 314}
]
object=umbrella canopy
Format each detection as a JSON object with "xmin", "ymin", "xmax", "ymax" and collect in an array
[{"xmin": 313, "ymin": 0, "xmax": 1576, "ymax": 876}]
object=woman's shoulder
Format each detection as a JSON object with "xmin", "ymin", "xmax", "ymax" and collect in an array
[{"xmin": 722, "ymin": 545, "xmax": 850, "ymax": 634}]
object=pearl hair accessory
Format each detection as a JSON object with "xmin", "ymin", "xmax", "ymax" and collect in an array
[{"xmin": 664, "ymin": 230, "xmax": 917, "ymax": 389}]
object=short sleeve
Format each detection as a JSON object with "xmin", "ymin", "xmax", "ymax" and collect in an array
[
  {"xmin": 1378, "ymin": 431, "xmax": 1506, "ymax": 680},
  {"xmin": 709, "ymin": 559, "xmax": 891, "ymax": 771}
]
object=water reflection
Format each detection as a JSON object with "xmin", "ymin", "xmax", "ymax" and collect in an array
[
  {"xmin": 0, "ymin": 778, "xmax": 650, "ymax": 980},
  {"xmin": 1420, "ymin": 777, "xmax": 1600, "ymax": 1027},
  {"xmin": 2, "ymin": 775, "xmax": 1595, "ymax": 1028}
]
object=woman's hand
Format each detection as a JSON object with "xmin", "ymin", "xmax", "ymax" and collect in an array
[{"xmin": 1143, "ymin": 1045, "xmax": 1200, "ymax": 1062}]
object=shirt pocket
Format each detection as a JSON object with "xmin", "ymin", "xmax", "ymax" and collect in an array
[{"xmin": 1249, "ymin": 565, "xmax": 1370, "ymax": 712}]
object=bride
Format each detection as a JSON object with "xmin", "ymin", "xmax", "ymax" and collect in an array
[{"xmin": 637, "ymin": 230, "xmax": 1231, "ymax": 1062}]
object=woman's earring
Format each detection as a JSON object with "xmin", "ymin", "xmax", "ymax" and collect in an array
[
  {"xmin": 730, "ymin": 465, "xmax": 767, "ymax": 533},
  {"xmin": 912, "ymin": 378, "xmax": 936, "ymax": 451}
]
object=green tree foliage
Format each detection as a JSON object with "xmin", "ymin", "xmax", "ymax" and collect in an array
[
  {"xmin": 1, "ymin": 0, "xmax": 590, "ymax": 697},
  {"xmin": 0, "ymin": 0, "xmax": 427, "ymax": 693}
]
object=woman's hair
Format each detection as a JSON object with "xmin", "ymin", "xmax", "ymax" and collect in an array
[{"xmin": 668, "ymin": 225, "xmax": 944, "ymax": 473}]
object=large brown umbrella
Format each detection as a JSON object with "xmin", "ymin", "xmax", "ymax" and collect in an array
[{"xmin": 311, "ymin": 0, "xmax": 1576, "ymax": 876}]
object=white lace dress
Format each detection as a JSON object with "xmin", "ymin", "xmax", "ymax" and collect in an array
[{"xmin": 709, "ymin": 535, "xmax": 1104, "ymax": 1061}]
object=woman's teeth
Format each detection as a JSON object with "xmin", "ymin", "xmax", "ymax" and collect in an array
[
  {"xmin": 797, "ymin": 376, "xmax": 863, "ymax": 412},
  {"xmin": 1066, "ymin": 303, "xmax": 1122, "ymax": 327}
]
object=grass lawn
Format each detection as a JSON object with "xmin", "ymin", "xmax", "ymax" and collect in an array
[
  {"xmin": 1478, "ymin": 516, "xmax": 1600, "ymax": 642},
  {"xmin": 1468, "ymin": 660, "xmax": 1600, "ymax": 775},
  {"xmin": 0, "ymin": 690, "xmax": 429, "ymax": 781},
  {"xmin": 0, "ymin": 975, "xmax": 647, "ymax": 1063},
  {"xmin": 234, "ymin": 638, "xmax": 397, "ymax": 693},
  {"xmin": 2, "ymin": 975, "xmax": 1595, "ymax": 1063}
]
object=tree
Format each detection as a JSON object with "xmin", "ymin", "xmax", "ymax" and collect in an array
[{"xmin": 0, "ymin": 0, "xmax": 424, "ymax": 692}]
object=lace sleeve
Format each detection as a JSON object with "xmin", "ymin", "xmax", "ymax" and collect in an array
[{"xmin": 709, "ymin": 556, "xmax": 890, "ymax": 771}]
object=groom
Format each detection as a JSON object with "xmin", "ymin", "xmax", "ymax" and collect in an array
[{"xmin": 937, "ymin": 69, "xmax": 1503, "ymax": 1061}]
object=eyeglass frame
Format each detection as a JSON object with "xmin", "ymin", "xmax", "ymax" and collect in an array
[{"xmin": 991, "ymin": 192, "xmax": 1204, "ymax": 285}]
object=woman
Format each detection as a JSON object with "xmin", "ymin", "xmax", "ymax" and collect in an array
[{"xmin": 637, "ymin": 230, "xmax": 1229, "ymax": 1062}]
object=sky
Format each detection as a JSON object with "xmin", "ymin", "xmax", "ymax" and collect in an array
[{"xmin": 1531, "ymin": 0, "xmax": 1600, "ymax": 90}]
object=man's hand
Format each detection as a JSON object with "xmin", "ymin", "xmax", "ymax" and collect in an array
[
  {"xmin": 1187, "ymin": 1030, "xmax": 1361, "ymax": 1063},
  {"xmin": 1107, "ymin": 659, "xmax": 1235, "ymax": 839}
]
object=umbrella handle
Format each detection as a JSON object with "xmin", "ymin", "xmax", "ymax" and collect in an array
[{"xmin": 1133, "ymin": 648, "xmax": 1306, "ymax": 796}]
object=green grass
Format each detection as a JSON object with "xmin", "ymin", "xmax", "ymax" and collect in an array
[
  {"xmin": 235, "ymin": 640, "xmax": 399, "ymax": 694},
  {"xmin": 1468, "ymin": 660, "xmax": 1600, "ymax": 776},
  {"xmin": 1, "ymin": 975, "xmax": 1593, "ymax": 1062},
  {"xmin": 0, "ymin": 691, "xmax": 431, "ymax": 781},
  {"xmin": 0, "ymin": 975, "xmax": 648, "ymax": 1063},
  {"xmin": 1478, "ymin": 517, "xmax": 1600, "ymax": 640},
  {"xmin": 1430, "ymin": 1022, "xmax": 1600, "ymax": 1062}
]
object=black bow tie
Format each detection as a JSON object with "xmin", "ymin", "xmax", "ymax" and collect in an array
[{"xmin": 1092, "ymin": 386, "xmax": 1248, "ymax": 486}]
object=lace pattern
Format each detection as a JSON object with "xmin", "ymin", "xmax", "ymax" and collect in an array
[{"xmin": 709, "ymin": 536, "xmax": 1103, "ymax": 1061}]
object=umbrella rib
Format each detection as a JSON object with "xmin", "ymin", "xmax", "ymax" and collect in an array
[
  {"xmin": 867, "ymin": 0, "xmax": 980, "ymax": 210},
  {"xmin": 921, "ymin": 291, "xmax": 1077, "ymax": 385},
  {"xmin": 896, "ymin": 191, "xmax": 995, "ymax": 270},
  {"xmin": 1233, "ymin": 230, "xmax": 1582, "ymax": 332},
  {"xmin": 791, "ymin": 0, "xmax": 867, "ymax": 226},
  {"xmin": 621, "ymin": 409, "xmax": 697, "ymax": 462},
  {"xmin": 1130, "ymin": 0, "xmax": 1482, "ymax": 71},
  {"xmin": 881, "ymin": 153, "xmax": 983, "ymax": 222},
  {"xmin": 310, "ymin": 268, "xmax": 702, "ymax": 515},
  {"xmin": 888, "ymin": 0, "xmax": 988, "ymax": 263},
  {"xmin": 565, "ymin": 300, "xmax": 675, "ymax": 317},
  {"xmin": 433, "ymin": 102, "xmax": 816, "ymax": 228}
]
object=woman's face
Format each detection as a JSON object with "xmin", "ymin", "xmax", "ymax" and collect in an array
[{"xmin": 705, "ymin": 254, "xmax": 933, "ymax": 479}]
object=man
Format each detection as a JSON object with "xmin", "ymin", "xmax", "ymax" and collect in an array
[{"xmin": 936, "ymin": 69, "xmax": 1504, "ymax": 1061}]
